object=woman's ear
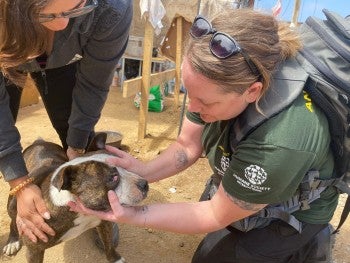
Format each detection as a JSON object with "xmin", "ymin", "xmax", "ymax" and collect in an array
[{"xmin": 244, "ymin": 82, "xmax": 263, "ymax": 103}]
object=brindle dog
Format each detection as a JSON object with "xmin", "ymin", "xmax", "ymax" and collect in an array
[{"xmin": 3, "ymin": 133, "xmax": 148, "ymax": 263}]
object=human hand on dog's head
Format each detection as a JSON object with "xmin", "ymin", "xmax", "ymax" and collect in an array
[
  {"xmin": 105, "ymin": 145, "xmax": 144, "ymax": 176},
  {"xmin": 68, "ymin": 190, "xmax": 131, "ymax": 223}
]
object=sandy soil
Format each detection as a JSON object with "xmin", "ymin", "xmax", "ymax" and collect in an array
[{"xmin": 0, "ymin": 86, "xmax": 349, "ymax": 263}]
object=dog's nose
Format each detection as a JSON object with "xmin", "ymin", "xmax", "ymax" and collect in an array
[{"xmin": 137, "ymin": 180, "xmax": 149, "ymax": 192}]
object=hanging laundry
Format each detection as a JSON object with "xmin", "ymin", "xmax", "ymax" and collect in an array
[{"xmin": 139, "ymin": 0, "xmax": 166, "ymax": 35}]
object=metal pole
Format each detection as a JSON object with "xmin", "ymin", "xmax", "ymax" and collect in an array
[
  {"xmin": 197, "ymin": 0, "xmax": 202, "ymax": 14},
  {"xmin": 291, "ymin": 0, "xmax": 301, "ymax": 27}
]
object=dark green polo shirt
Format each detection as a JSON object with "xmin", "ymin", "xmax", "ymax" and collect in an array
[{"xmin": 187, "ymin": 91, "xmax": 339, "ymax": 224}]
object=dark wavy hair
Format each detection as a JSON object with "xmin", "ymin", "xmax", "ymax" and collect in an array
[{"xmin": 0, "ymin": 0, "xmax": 49, "ymax": 85}]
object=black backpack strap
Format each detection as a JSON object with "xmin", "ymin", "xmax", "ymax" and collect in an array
[
  {"xmin": 303, "ymin": 78, "xmax": 346, "ymax": 176},
  {"xmin": 332, "ymin": 178, "xmax": 350, "ymax": 234},
  {"xmin": 333, "ymin": 195, "xmax": 350, "ymax": 234},
  {"xmin": 230, "ymin": 58, "xmax": 308, "ymax": 148}
]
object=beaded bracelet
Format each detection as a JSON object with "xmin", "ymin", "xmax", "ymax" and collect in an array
[{"xmin": 9, "ymin": 177, "xmax": 34, "ymax": 196}]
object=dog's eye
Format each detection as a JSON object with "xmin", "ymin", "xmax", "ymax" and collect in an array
[
  {"xmin": 111, "ymin": 167, "xmax": 120, "ymax": 180},
  {"xmin": 106, "ymin": 167, "xmax": 120, "ymax": 189},
  {"xmin": 112, "ymin": 174, "xmax": 120, "ymax": 184}
]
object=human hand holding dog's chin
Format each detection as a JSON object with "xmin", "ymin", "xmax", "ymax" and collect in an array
[
  {"xmin": 68, "ymin": 191, "xmax": 129, "ymax": 223},
  {"xmin": 16, "ymin": 184, "xmax": 55, "ymax": 243}
]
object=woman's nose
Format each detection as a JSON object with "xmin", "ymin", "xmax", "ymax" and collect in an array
[{"xmin": 187, "ymin": 99, "xmax": 201, "ymax": 112}]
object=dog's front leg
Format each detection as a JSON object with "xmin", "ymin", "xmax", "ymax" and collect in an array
[
  {"xmin": 2, "ymin": 217, "xmax": 22, "ymax": 256},
  {"xmin": 25, "ymin": 245, "xmax": 45, "ymax": 263},
  {"xmin": 3, "ymin": 196, "xmax": 22, "ymax": 256},
  {"xmin": 96, "ymin": 221, "xmax": 125, "ymax": 263}
]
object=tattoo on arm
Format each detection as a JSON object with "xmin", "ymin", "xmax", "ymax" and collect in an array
[
  {"xmin": 135, "ymin": 205, "xmax": 149, "ymax": 214},
  {"xmin": 224, "ymin": 191, "xmax": 264, "ymax": 212},
  {"xmin": 135, "ymin": 205, "xmax": 149, "ymax": 227},
  {"xmin": 175, "ymin": 150, "xmax": 188, "ymax": 169}
]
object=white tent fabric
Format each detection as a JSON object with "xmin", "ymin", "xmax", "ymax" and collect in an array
[{"xmin": 139, "ymin": 0, "xmax": 166, "ymax": 35}]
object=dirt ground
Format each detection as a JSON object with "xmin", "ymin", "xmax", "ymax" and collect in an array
[{"xmin": 0, "ymin": 86, "xmax": 349, "ymax": 263}]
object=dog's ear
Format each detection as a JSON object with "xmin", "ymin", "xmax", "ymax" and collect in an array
[
  {"xmin": 54, "ymin": 165, "xmax": 79, "ymax": 191},
  {"xmin": 86, "ymin": 132, "xmax": 107, "ymax": 152}
]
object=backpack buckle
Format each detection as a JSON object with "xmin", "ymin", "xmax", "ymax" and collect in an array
[
  {"xmin": 299, "ymin": 180, "xmax": 311, "ymax": 210},
  {"xmin": 300, "ymin": 200, "xmax": 310, "ymax": 210}
]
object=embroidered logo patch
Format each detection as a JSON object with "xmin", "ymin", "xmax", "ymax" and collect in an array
[
  {"xmin": 244, "ymin": 165, "xmax": 267, "ymax": 185},
  {"xmin": 220, "ymin": 155, "xmax": 230, "ymax": 172},
  {"xmin": 231, "ymin": 165, "xmax": 271, "ymax": 193}
]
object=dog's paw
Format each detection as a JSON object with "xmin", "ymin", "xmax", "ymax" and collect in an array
[
  {"xmin": 2, "ymin": 240, "xmax": 22, "ymax": 256},
  {"xmin": 114, "ymin": 257, "xmax": 126, "ymax": 263}
]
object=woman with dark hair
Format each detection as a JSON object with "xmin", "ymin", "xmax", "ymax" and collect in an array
[{"xmin": 0, "ymin": 0, "xmax": 132, "ymax": 244}]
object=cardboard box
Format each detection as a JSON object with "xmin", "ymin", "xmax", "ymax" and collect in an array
[{"xmin": 160, "ymin": 16, "xmax": 192, "ymax": 62}]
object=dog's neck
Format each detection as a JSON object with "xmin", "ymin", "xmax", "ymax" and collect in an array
[{"xmin": 49, "ymin": 153, "xmax": 113, "ymax": 206}]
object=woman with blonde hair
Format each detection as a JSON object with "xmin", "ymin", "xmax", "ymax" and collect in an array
[{"xmin": 70, "ymin": 8, "xmax": 335, "ymax": 262}]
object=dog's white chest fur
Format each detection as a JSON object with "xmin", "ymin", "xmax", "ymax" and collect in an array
[{"xmin": 59, "ymin": 215, "xmax": 101, "ymax": 242}]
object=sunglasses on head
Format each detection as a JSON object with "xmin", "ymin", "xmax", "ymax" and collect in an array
[
  {"xmin": 190, "ymin": 15, "xmax": 261, "ymax": 77},
  {"xmin": 38, "ymin": 0, "xmax": 98, "ymax": 23}
]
